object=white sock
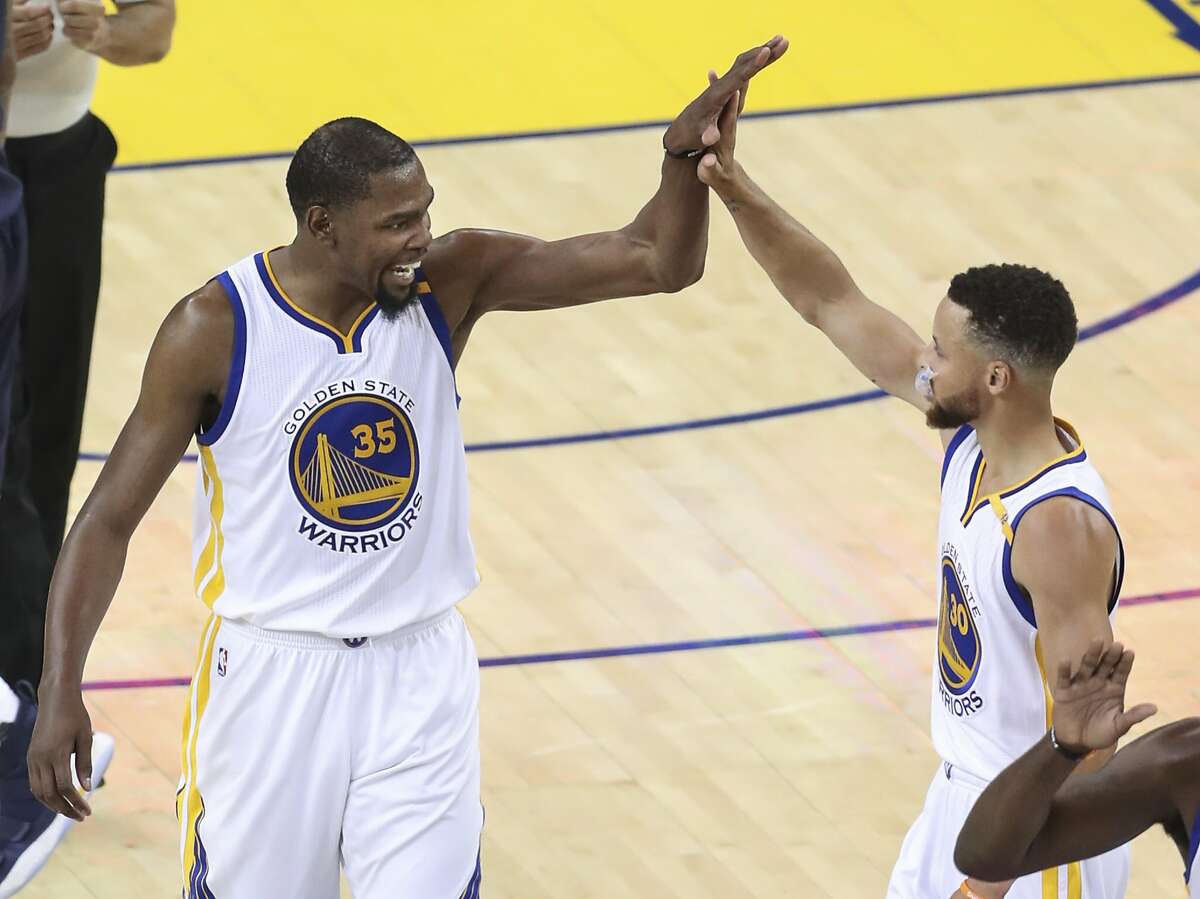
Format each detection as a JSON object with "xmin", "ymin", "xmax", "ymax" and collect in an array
[{"xmin": 0, "ymin": 678, "xmax": 19, "ymax": 724}]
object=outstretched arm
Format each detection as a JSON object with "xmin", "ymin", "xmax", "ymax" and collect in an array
[
  {"xmin": 426, "ymin": 37, "xmax": 789, "ymax": 329},
  {"xmin": 955, "ymin": 641, "xmax": 1162, "ymax": 882},
  {"xmin": 695, "ymin": 111, "xmax": 928, "ymax": 410},
  {"xmin": 27, "ymin": 282, "xmax": 229, "ymax": 821}
]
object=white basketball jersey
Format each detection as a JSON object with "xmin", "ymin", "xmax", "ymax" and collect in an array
[
  {"xmin": 190, "ymin": 251, "xmax": 480, "ymax": 637},
  {"xmin": 931, "ymin": 420, "xmax": 1123, "ymax": 781}
]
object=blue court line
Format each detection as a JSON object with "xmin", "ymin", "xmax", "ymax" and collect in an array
[
  {"xmin": 78, "ymin": 586, "xmax": 1200, "ymax": 690},
  {"xmin": 111, "ymin": 71, "xmax": 1200, "ymax": 174},
  {"xmin": 75, "ymin": 265, "xmax": 1200, "ymax": 466}
]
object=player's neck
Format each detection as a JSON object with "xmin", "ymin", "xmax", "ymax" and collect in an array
[
  {"xmin": 972, "ymin": 397, "xmax": 1067, "ymax": 490},
  {"xmin": 272, "ymin": 244, "xmax": 373, "ymax": 326}
]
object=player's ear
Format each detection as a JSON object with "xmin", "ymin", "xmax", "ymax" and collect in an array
[
  {"xmin": 305, "ymin": 205, "xmax": 335, "ymax": 243},
  {"xmin": 986, "ymin": 360, "xmax": 1012, "ymax": 394}
]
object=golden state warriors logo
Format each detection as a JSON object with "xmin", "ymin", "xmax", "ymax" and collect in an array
[
  {"xmin": 938, "ymin": 556, "xmax": 982, "ymax": 696},
  {"xmin": 288, "ymin": 394, "xmax": 419, "ymax": 532}
]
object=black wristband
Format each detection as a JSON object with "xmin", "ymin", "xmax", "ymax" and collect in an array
[
  {"xmin": 1049, "ymin": 727, "xmax": 1088, "ymax": 761},
  {"xmin": 662, "ymin": 137, "xmax": 704, "ymax": 160}
]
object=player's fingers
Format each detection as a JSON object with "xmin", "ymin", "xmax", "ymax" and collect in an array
[
  {"xmin": 1111, "ymin": 647, "xmax": 1136, "ymax": 683},
  {"xmin": 1117, "ymin": 703, "xmax": 1158, "ymax": 734},
  {"xmin": 1077, "ymin": 639, "xmax": 1105, "ymax": 679},
  {"xmin": 708, "ymin": 69, "xmax": 719, "ymax": 86},
  {"xmin": 717, "ymin": 91, "xmax": 739, "ymax": 149},
  {"xmin": 696, "ymin": 153, "xmax": 725, "ymax": 187},
  {"xmin": 75, "ymin": 730, "xmax": 94, "ymax": 793},
  {"xmin": 1055, "ymin": 658, "xmax": 1074, "ymax": 691},
  {"xmin": 33, "ymin": 755, "xmax": 78, "ymax": 819},
  {"xmin": 1097, "ymin": 641, "xmax": 1125, "ymax": 679},
  {"xmin": 52, "ymin": 755, "xmax": 91, "ymax": 820}
]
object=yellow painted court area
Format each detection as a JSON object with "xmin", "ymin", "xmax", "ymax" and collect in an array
[{"xmin": 95, "ymin": 0, "xmax": 1200, "ymax": 165}]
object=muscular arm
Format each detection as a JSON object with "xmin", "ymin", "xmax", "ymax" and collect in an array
[
  {"xmin": 429, "ymin": 152, "xmax": 707, "ymax": 321},
  {"xmin": 425, "ymin": 39, "xmax": 788, "ymax": 346},
  {"xmin": 1013, "ymin": 499, "xmax": 1119, "ymax": 706},
  {"xmin": 956, "ymin": 719, "xmax": 1193, "ymax": 881},
  {"xmin": 700, "ymin": 160, "xmax": 927, "ymax": 409},
  {"xmin": 62, "ymin": 0, "xmax": 174, "ymax": 66},
  {"xmin": 29, "ymin": 282, "xmax": 229, "ymax": 819}
]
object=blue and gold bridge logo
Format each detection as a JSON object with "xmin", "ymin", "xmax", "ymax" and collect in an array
[
  {"xmin": 938, "ymin": 556, "xmax": 982, "ymax": 696},
  {"xmin": 288, "ymin": 394, "xmax": 419, "ymax": 531}
]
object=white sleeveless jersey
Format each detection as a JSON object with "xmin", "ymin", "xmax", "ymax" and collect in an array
[
  {"xmin": 190, "ymin": 251, "xmax": 480, "ymax": 637},
  {"xmin": 932, "ymin": 420, "xmax": 1123, "ymax": 781}
]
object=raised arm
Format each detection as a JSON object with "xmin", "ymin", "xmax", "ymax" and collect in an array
[
  {"xmin": 424, "ymin": 37, "xmax": 788, "ymax": 339},
  {"xmin": 955, "ymin": 641, "xmax": 1164, "ymax": 882},
  {"xmin": 61, "ymin": 0, "xmax": 175, "ymax": 66},
  {"xmin": 695, "ymin": 111, "xmax": 927, "ymax": 410},
  {"xmin": 26, "ymin": 282, "xmax": 230, "ymax": 821}
]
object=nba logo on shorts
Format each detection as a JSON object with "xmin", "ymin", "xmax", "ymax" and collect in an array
[{"xmin": 217, "ymin": 647, "xmax": 228, "ymax": 677}]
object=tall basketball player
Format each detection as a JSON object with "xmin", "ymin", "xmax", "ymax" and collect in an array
[
  {"xmin": 955, "ymin": 639, "xmax": 1199, "ymax": 898},
  {"xmin": 24, "ymin": 37, "xmax": 788, "ymax": 898},
  {"xmin": 694, "ymin": 95, "xmax": 1127, "ymax": 897}
]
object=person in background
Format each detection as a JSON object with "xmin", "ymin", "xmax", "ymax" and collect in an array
[
  {"xmin": 0, "ymin": 2, "xmax": 172, "ymax": 894},
  {"xmin": 0, "ymin": 0, "xmax": 176, "ymax": 687}
]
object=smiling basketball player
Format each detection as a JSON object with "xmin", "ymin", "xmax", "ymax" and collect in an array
[
  {"xmin": 695, "ymin": 87, "xmax": 1128, "ymax": 898},
  {"xmin": 24, "ymin": 36, "xmax": 787, "ymax": 899}
]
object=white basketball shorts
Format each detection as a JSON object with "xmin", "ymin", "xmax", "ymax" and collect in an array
[
  {"xmin": 887, "ymin": 762, "xmax": 1129, "ymax": 899},
  {"xmin": 176, "ymin": 608, "xmax": 483, "ymax": 899}
]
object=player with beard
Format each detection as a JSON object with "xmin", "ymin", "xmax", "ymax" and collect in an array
[
  {"xmin": 694, "ymin": 103, "xmax": 1128, "ymax": 899},
  {"xmin": 23, "ymin": 36, "xmax": 788, "ymax": 899}
]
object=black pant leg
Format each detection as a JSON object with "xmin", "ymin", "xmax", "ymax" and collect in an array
[{"xmin": 11, "ymin": 112, "xmax": 117, "ymax": 561}]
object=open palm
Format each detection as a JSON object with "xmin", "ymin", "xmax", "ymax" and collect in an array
[{"xmin": 1051, "ymin": 640, "xmax": 1157, "ymax": 752}]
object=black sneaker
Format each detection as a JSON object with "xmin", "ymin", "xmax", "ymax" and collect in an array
[{"xmin": 0, "ymin": 684, "xmax": 114, "ymax": 898}]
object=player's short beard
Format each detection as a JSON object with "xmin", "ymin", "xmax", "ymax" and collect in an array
[
  {"xmin": 925, "ymin": 386, "xmax": 982, "ymax": 430},
  {"xmin": 375, "ymin": 277, "xmax": 420, "ymax": 321}
]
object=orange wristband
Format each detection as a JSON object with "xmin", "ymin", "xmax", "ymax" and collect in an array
[{"xmin": 960, "ymin": 880, "xmax": 988, "ymax": 899}]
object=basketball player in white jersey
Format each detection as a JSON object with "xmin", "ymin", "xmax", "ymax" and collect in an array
[
  {"xmin": 955, "ymin": 639, "xmax": 1199, "ymax": 899},
  {"xmin": 22, "ymin": 37, "xmax": 788, "ymax": 898},
  {"xmin": 694, "ymin": 95, "xmax": 1127, "ymax": 897}
]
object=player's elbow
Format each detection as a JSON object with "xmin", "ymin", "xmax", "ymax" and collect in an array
[
  {"xmin": 657, "ymin": 256, "xmax": 704, "ymax": 294},
  {"xmin": 953, "ymin": 830, "xmax": 1008, "ymax": 882}
]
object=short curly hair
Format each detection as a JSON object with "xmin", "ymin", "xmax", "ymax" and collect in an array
[
  {"xmin": 947, "ymin": 264, "xmax": 1078, "ymax": 373},
  {"xmin": 286, "ymin": 117, "xmax": 417, "ymax": 218}
]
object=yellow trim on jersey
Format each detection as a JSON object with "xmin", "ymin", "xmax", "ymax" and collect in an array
[
  {"xmin": 180, "ymin": 616, "xmax": 221, "ymax": 888},
  {"xmin": 960, "ymin": 455, "xmax": 988, "ymax": 526},
  {"xmin": 195, "ymin": 447, "xmax": 228, "ymax": 608},
  {"xmin": 262, "ymin": 249, "xmax": 371, "ymax": 353},
  {"xmin": 1035, "ymin": 641, "xmax": 1084, "ymax": 898},
  {"xmin": 961, "ymin": 418, "xmax": 1085, "ymax": 527},
  {"xmin": 986, "ymin": 495, "xmax": 1015, "ymax": 544},
  {"xmin": 1034, "ymin": 635, "xmax": 1054, "ymax": 729}
]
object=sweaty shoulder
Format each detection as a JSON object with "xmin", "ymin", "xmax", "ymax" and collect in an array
[
  {"xmin": 154, "ymin": 278, "xmax": 235, "ymax": 403},
  {"xmin": 1016, "ymin": 496, "xmax": 1117, "ymax": 559}
]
